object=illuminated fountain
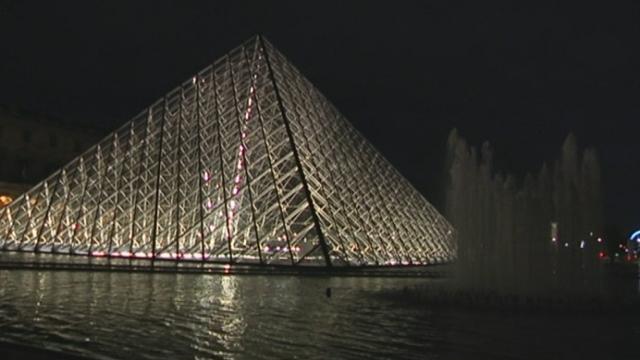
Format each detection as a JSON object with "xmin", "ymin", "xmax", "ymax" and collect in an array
[{"xmin": 444, "ymin": 130, "xmax": 606, "ymax": 300}]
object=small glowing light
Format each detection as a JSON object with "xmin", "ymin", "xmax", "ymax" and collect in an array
[
  {"xmin": 202, "ymin": 170, "xmax": 211, "ymax": 182},
  {"xmin": 630, "ymin": 230, "xmax": 640, "ymax": 241},
  {"xmin": 551, "ymin": 237, "xmax": 557, "ymax": 242},
  {"xmin": 564, "ymin": 242, "xmax": 569, "ymax": 248},
  {"xmin": 232, "ymin": 188, "xmax": 239, "ymax": 195},
  {"xmin": 598, "ymin": 251, "xmax": 605, "ymax": 259},
  {"xmin": 229, "ymin": 200, "xmax": 237, "ymax": 209},
  {"xmin": 580, "ymin": 240, "xmax": 585, "ymax": 249},
  {"xmin": 597, "ymin": 237, "xmax": 603, "ymax": 243},
  {"xmin": 0, "ymin": 195, "xmax": 13, "ymax": 207},
  {"xmin": 589, "ymin": 232, "xmax": 594, "ymax": 236},
  {"xmin": 192, "ymin": 76, "xmax": 197, "ymax": 84}
]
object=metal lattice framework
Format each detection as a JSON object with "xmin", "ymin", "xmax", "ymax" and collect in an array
[{"xmin": 0, "ymin": 36, "xmax": 455, "ymax": 267}]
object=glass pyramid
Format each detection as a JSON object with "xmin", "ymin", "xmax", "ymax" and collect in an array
[{"xmin": 0, "ymin": 36, "xmax": 456, "ymax": 267}]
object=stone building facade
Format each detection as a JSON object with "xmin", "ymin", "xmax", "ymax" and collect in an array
[{"xmin": 0, "ymin": 105, "xmax": 104, "ymax": 206}]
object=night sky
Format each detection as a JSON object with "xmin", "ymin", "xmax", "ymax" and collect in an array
[{"xmin": 1, "ymin": 1, "xmax": 638, "ymax": 234}]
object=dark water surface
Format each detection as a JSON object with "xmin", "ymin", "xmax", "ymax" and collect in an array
[{"xmin": 0, "ymin": 268, "xmax": 637, "ymax": 360}]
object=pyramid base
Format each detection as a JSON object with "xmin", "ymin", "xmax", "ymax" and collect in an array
[{"xmin": 0, "ymin": 249, "xmax": 450, "ymax": 277}]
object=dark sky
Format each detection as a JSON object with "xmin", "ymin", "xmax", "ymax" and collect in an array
[{"xmin": 1, "ymin": 1, "xmax": 638, "ymax": 234}]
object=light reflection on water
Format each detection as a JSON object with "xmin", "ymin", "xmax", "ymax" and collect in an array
[
  {"xmin": 0, "ymin": 269, "xmax": 637, "ymax": 359},
  {"xmin": 0, "ymin": 271, "xmax": 436, "ymax": 359}
]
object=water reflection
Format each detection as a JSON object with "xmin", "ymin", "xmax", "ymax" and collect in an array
[
  {"xmin": 0, "ymin": 269, "xmax": 637, "ymax": 359},
  {"xmin": 0, "ymin": 271, "xmax": 416, "ymax": 359}
]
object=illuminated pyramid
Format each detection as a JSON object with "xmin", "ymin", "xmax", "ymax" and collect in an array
[{"xmin": 0, "ymin": 36, "xmax": 455, "ymax": 267}]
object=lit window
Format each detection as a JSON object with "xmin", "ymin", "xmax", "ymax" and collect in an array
[{"xmin": 0, "ymin": 195, "xmax": 13, "ymax": 207}]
